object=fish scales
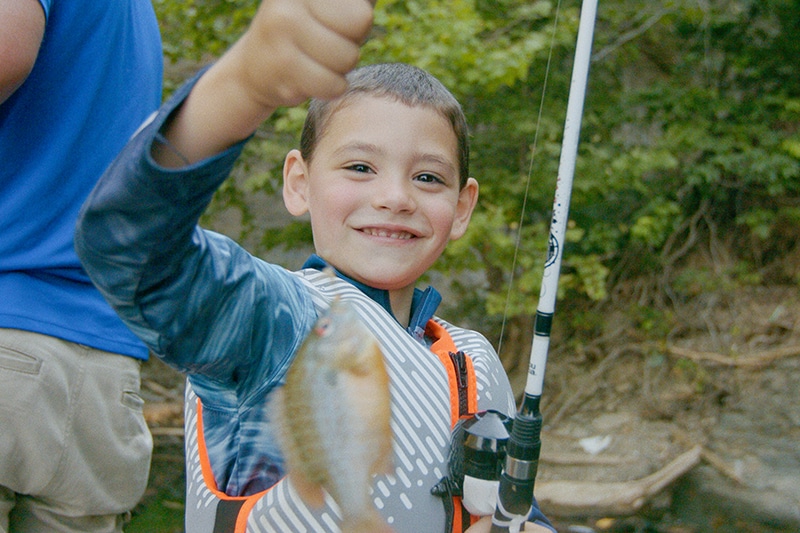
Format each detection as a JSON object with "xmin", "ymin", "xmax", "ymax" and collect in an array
[{"xmin": 275, "ymin": 298, "xmax": 394, "ymax": 532}]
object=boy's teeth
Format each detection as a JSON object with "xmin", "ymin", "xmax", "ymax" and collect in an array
[{"xmin": 365, "ymin": 228, "xmax": 412, "ymax": 239}]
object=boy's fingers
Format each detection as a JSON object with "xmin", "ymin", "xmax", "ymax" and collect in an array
[
  {"xmin": 271, "ymin": 0, "xmax": 374, "ymax": 102},
  {"xmin": 234, "ymin": 0, "xmax": 375, "ymax": 108},
  {"xmin": 293, "ymin": 60, "xmax": 350, "ymax": 101},
  {"xmin": 308, "ymin": 0, "xmax": 374, "ymax": 45},
  {"xmin": 296, "ymin": 21, "xmax": 362, "ymax": 77}
]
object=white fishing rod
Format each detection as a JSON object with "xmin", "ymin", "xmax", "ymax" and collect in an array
[{"xmin": 489, "ymin": 1, "xmax": 598, "ymax": 531}]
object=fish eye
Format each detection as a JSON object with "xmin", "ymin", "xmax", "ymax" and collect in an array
[{"xmin": 314, "ymin": 316, "xmax": 332, "ymax": 336}]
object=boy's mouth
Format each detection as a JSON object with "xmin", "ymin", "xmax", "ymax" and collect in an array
[{"xmin": 360, "ymin": 227, "xmax": 416, "ymax": 240}]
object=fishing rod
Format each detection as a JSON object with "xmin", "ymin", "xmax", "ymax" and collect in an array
[{"xmin": 488, "ymin": 1, "xmax": 599, "ymax": 531}]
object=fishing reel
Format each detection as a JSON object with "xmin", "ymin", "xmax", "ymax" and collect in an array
[{"xmin": 432, "ymin": 410, "xmax": 513, "ymax": 530}]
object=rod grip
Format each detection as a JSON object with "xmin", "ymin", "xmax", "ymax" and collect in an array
[{"xmin": 489, "ymin": 409, "xmax": 542, "ymax": 532}]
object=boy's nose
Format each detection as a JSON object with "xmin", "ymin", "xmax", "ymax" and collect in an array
[{"xmin": 373, "ymin": 176, "xmax": 416, "ymax": 213}]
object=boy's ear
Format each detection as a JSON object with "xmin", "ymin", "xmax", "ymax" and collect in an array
[
  {"xmin": 283, "ymin": 149, "xmax": 310, "ymax": 216},
  {"xmin": 449, "ymin": 177, "xmax": 479, "ymax": 241}
]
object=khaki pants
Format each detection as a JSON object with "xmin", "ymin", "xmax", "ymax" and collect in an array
[{"xmin": 0, "ymin": 328, "xmax": 152, "ymax": 533}]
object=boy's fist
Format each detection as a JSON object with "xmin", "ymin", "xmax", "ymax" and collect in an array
[{"xmin": 235, "ymin": 0, "xmax": 375, "ymax": 109}]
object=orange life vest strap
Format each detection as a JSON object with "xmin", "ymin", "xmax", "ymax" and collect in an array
[
  {"xmin": 426, "ymin": 319, "xmax": 480, "ymax": 531},
  {"xmin": 427, "ymin": 319, "xmax": 478, "ymax": 427},
  {"xmin": 196, "ymin": 398, "xmax": 271, "ymax": 533}
]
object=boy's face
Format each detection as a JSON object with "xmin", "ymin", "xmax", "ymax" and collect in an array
[{"xmin": 283, "ymin": 95, "xmax": 478, "ymax": 292}]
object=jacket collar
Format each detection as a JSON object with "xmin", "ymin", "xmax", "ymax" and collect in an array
[{"xmin": 302, "ymin": 254, "xmax": 442, "ymax": 343}]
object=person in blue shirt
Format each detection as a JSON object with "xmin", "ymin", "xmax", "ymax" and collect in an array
[
  {"xmin": 0, "ymin": 0, "xmax": 162, "ymax": 531},
  {"xmin": 75, "ymin": 0, "xmax": 554, "ymax": 531}
]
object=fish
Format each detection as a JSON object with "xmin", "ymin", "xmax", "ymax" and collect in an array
[{"xmin": 273, "ymin": 298, "xmax": 394, "ymax": 532}]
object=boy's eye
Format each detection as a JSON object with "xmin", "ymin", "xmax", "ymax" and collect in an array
[
  {"xmin": 346, "ymin": 163, "xmax": 372, "ymax": 173},
  {"xmin": 415, "ymin": 173, "xmax": 445, "ymax": 185}
]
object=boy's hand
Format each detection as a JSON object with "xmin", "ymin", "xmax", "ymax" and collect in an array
[
  {"xmin": 464, "ymin": 516, "xmax": 553, "ymax": 533},
  {"xmin": 233, "ymin": 0, "xmax": 375, "ymax": 110},
  {"xmin": 156, "ymin": 0, "xmax": 375, "ymax": 166}
]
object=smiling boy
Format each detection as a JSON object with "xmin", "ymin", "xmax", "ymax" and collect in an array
[
  {"xmin": 284, "ymin": 79, "xmax": 477, "ymax": 324},
  {"xmin": 75, "ymin": 0, "xmax": 553, "ymax": 531}
]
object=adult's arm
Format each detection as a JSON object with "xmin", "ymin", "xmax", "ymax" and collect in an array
[{"xmin": 0, "ymin": 0, "xmax": 45, "ymax": 104}]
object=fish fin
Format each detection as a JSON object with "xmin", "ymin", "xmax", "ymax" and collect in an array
[
  {"xmin": 372, "ymin": 444, "xmax": 394, "ymax": 476},
  {"xmin": 288, "ymin": 470, "xmax": 327, "ymax": 508},
  {"xmin": 273, "ymin": 389, "xmax": 326, "ymax": 509},
  {"xmin": 342, "ymin": 510, "xmax": 394, "ymax": 533}
]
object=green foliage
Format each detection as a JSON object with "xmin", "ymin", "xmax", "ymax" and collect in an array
[
  {"xmin": 630, "ymin": 305, "xmax": 674, "ymax": 338},
  {"xmin": 363, "ymin": 0, "xmax": 558, "ymax": 94},
  {"xmin": 629, "ymin": 199, "xmax": 681, "ymax": 249},
  {"xmin": 260, "ymin": 220, "xmax": 314, "ymax": 251},
  {"xmin": 154, "ymin": 0, "xmax": 256, "ymax": 62},
  {"xmin": 127, "ymin": 501, "xmax": 183, "ymax": 533},
  {"xmin": 159, "ymin": 0, "xmax": 800, "ymax": 344}
]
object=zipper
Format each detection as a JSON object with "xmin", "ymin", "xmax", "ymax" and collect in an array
[{"xmin": 449, "ymin": 350, "xmax": 469, "ymax": 417}]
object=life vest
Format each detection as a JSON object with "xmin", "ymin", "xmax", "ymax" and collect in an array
[{"xmin": 183, "ymin": 269, "xmax": 516, "ymax": 532}]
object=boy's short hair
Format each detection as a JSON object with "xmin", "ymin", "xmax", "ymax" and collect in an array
[{"xmin": 300, "ymin": 63, "xmax": 470, "ymax": 188}]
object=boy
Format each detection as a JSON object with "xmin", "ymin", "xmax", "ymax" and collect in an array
[{"xmin": 75, "ymin": 0, "xmax": 553, "ymax": 531}]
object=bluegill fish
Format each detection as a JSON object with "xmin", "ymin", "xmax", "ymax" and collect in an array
[{"xmin": 274, "ymin": 298, "xmax": 394, "ymax": 532}]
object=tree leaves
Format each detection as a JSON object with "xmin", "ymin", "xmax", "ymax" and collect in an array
[{"xmin": 158, "ymin": 0, "xmax": 800, "ymax": 345}]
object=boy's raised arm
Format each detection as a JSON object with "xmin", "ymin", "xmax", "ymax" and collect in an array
[{"xmin": 154, "ymin": 0, "xmax": 375, "ymax": 167}]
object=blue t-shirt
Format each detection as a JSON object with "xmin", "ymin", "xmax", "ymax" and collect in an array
[{"xmin": 0, "ymin": 0, "xmax": 162, "ymax": 358}]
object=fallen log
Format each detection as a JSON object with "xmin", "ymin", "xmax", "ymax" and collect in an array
[
  {"xmin": 663, "ymin": 344, "xmax": 800, "ymax": 368},
  {"xmin": 535, "ymin": 445, "xmax": 702, "ymax": 516},
  {"xmin": 143, "ymin": 400, "xmax": 184, "ymax": 426}
]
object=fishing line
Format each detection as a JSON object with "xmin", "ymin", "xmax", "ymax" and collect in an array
[
  {"xmin": 446, "ymin": 3, "xmax": 597, "ymax": 530},
  {"xmin": 497, "ymin": 0, "xmax": 565, "ymax": 358},
  {"xmin": 490, "ymin": 1, "xmax": 599, "ymax": 530}
]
